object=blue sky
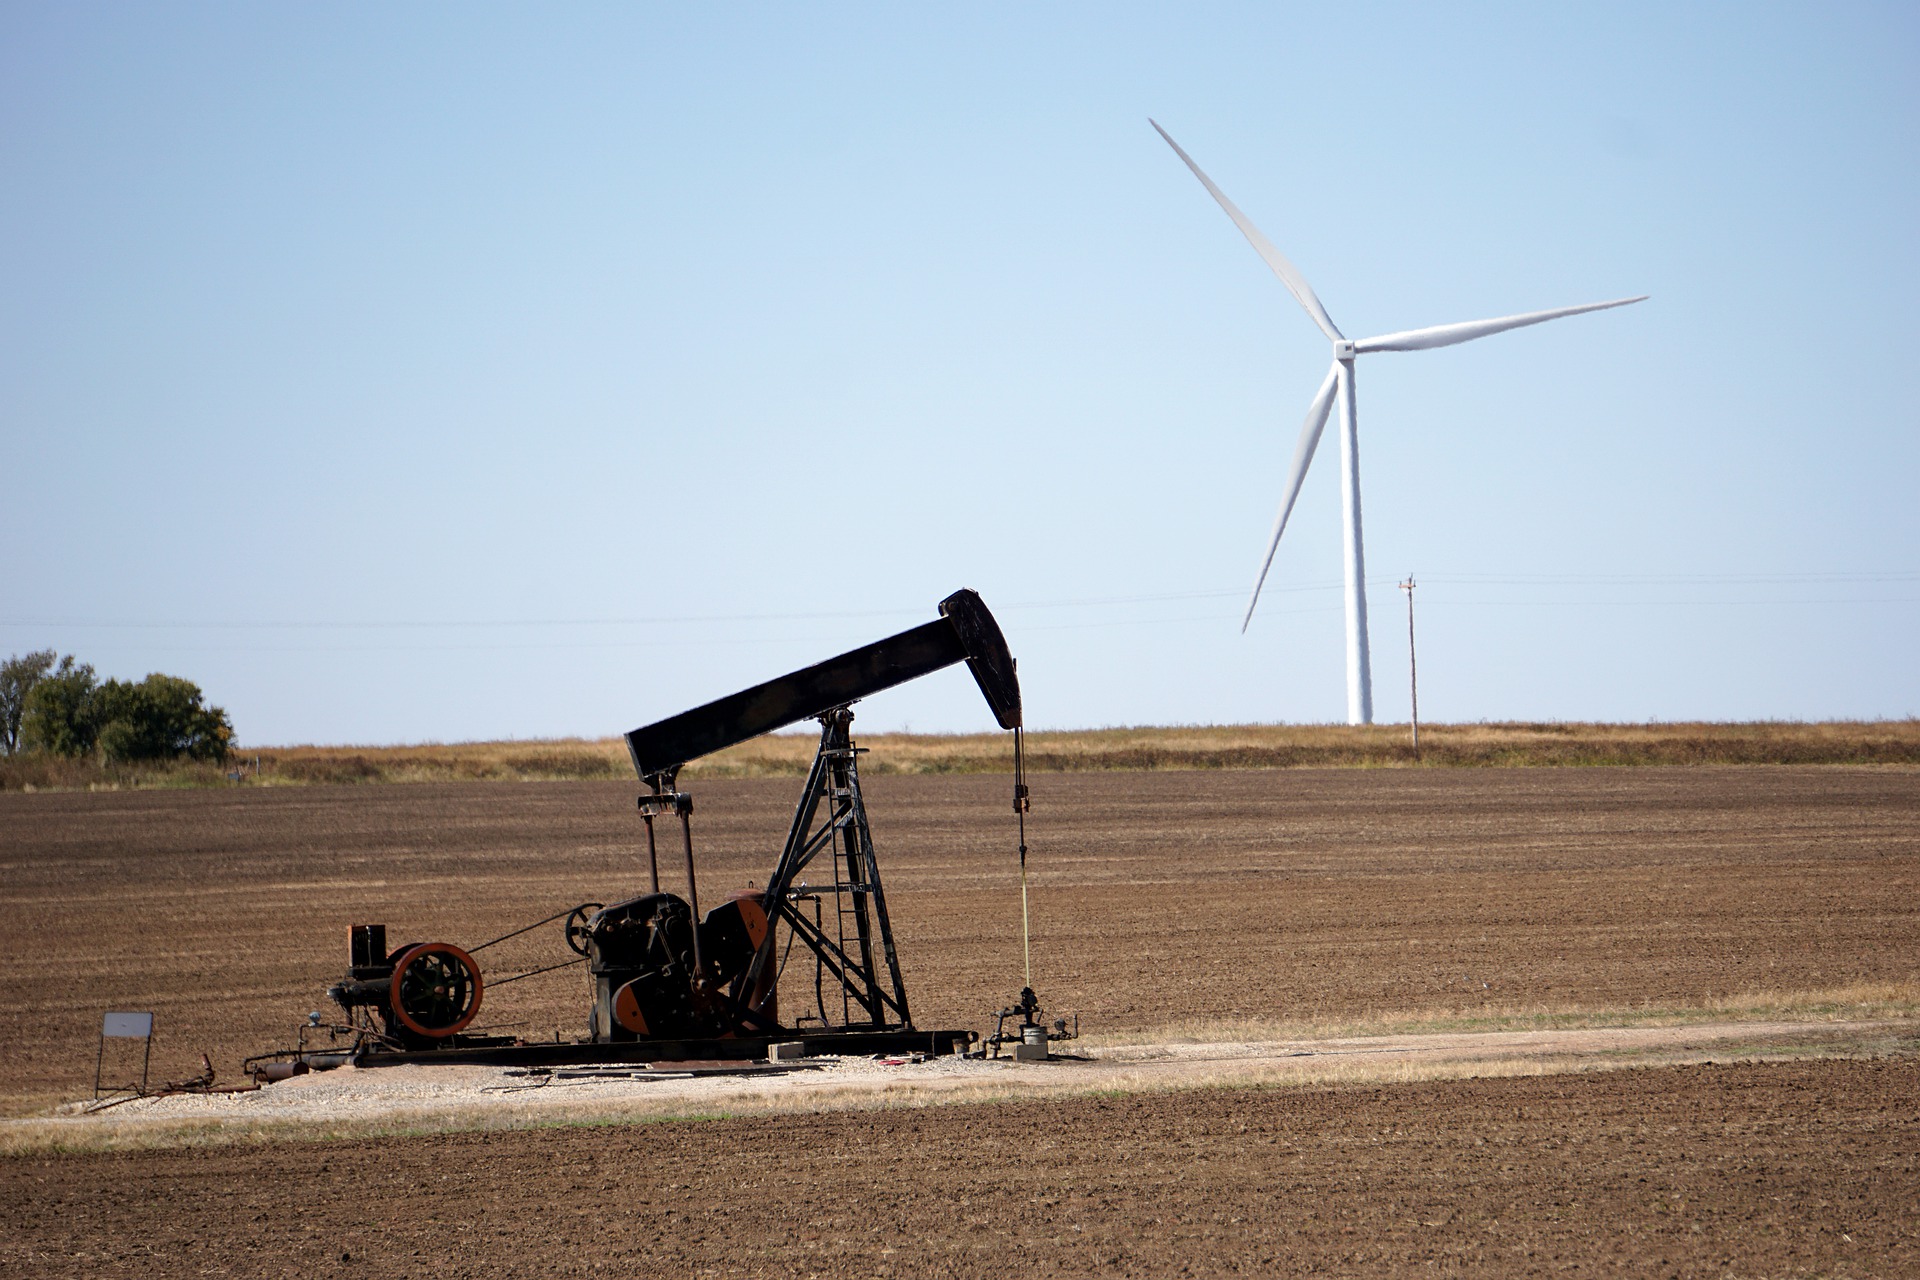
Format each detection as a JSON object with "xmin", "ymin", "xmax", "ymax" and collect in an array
[{"xmin": 3, "ymin": 3, "xmax": 1916, "ymax": 744}]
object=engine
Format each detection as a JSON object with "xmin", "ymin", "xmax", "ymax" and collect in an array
[{"xmin": 327, "ymin": 924, "xmax": 483, "ymax": 1050}]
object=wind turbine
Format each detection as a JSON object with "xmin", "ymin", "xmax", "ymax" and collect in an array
[{"xmin": 1151, "ymin": 120, "xmax": 1646, "ymax": 725}]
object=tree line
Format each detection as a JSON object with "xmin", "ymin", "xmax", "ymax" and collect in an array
[{"xmin": 0, "ymin": 650, "xmax": 232, "ymax": 763}]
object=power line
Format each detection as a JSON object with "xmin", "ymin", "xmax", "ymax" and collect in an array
[
  {"xmin": 2, "ymin": 571, "xmax": 1913, "ymax": 635},
  {"xmin": 1417, "ymin": 571, "xmax": 1920, "ymax": 586},
  {"xmin": 0, "ymin": 584, "xmax": 1338, "ymax": 631}
]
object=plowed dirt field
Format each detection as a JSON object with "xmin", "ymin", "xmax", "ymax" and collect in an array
[
  {"xmin": 3, "ymin": 767, "xmax": 1914, "ymax": 1110},
  {"xmin": 5, "ymin": 1059, "xmax": 1915, "ymax": 1277},
  {"xmin": 2, "ymin": 766, "xmax": 1917, "ymax": 1275}
]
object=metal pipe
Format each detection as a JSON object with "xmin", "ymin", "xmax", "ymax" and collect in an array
[
  {"xmin": 678, "ymin": 796, "xmax": 703, "ymax": 982},
  {"xmin": 643, "ymin": 812, "xmax": 660, "ymax": 894}
]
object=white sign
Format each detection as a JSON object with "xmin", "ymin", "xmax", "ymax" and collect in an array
[{"xmin": 101, "ymin": 1012, "xmax": 153, "ymax": 1039}]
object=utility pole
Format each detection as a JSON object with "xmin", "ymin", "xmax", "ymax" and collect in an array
[{"xmin": 1399, "ymin": 576, "xmax": 1420, "ymax": 755}]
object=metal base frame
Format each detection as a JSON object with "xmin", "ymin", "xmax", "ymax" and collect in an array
[{"xmin": 354, "ymin": 1028, "xmax": 975, "ymax": 1069}]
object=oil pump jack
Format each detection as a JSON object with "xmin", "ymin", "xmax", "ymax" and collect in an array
[
  {"xmin": 584, "ymin": 586, "xmax": 1022, "ymax": 1056},
  {"xmin": 319, "ymin": 589, "xmax": 1024, "ymax": 1065}
]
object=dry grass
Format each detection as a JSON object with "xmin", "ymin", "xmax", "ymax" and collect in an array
[
  {"xmin": 0, "ymin": 754, "xmax": 240, "ymax": 792},
  {"xmin": 1079, "ymin": 981, "xmax": 1920, "ymax": 1047},
  {"xmin": 6, "ymin": 719, "xmax": 1918, "ymax": 791}
]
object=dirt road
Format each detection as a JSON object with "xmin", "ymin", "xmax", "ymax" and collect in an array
[{"xmin": 7, "ymin": 1017, "xmax": 1891, "ymax": 1147}]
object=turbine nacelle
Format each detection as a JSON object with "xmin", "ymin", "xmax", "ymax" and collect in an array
[{"xmin": 1332, "ymin": 340, "xmax": 1357, "ymax": 361}]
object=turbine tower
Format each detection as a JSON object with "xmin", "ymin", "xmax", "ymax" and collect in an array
[{"xmin": 1152, "ymin": 120, "xmax": 1645, "ymax": 725}]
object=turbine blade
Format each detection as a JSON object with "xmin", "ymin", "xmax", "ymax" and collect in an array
[
  {"xmin": 1244, "ymin": 363, "xmax": 1341, "ymax": 631},
  {"xmin": 1150, "ymin": 119, "xmax": 1345, "ymax": 342},
  {"xmin": 1353, "ymin": 295, "xmax": 1647, "ymax": 353}
]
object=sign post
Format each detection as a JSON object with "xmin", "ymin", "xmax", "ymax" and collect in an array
[{"xmin": 95, "ymin": 1011, "xmax": 155, "ymax": 1099}]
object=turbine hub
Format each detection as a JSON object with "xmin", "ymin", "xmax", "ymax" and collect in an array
[{"xmin": 1332, "ymin": 340, "xmax": 1357, "ymax": 360}]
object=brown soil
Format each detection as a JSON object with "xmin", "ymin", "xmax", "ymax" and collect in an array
[
  {"xmin": 4, "ymin": 767, "xmax": 1917, "ymax": 1275},
  {"xmin": 2, "ymin": 767, "xmax": 1916, "ymax": 1114},
  {"xmin": 4, "ymin": 1057, "xmax": 1915, "ymax": 1277}
]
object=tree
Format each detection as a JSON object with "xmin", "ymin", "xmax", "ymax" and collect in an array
[
  {"xmin": 94, "ymin": 674, "xmax": 233, "ymax": 763},
  {"xmin": 20, "ymin": 656, "xmax": 98, "ymax": 757},
  {"xmin": 0, "ymin": 649, "xmax": 58, "ymax": 755},
  {"xmin": 21, "ymin": 662, "xmax": 233, "ymax": 763}
]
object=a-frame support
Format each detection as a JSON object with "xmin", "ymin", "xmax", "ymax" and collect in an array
[{"xmin": 741, "ymin": 707, "xmax": 911, "ymax": 1031}]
